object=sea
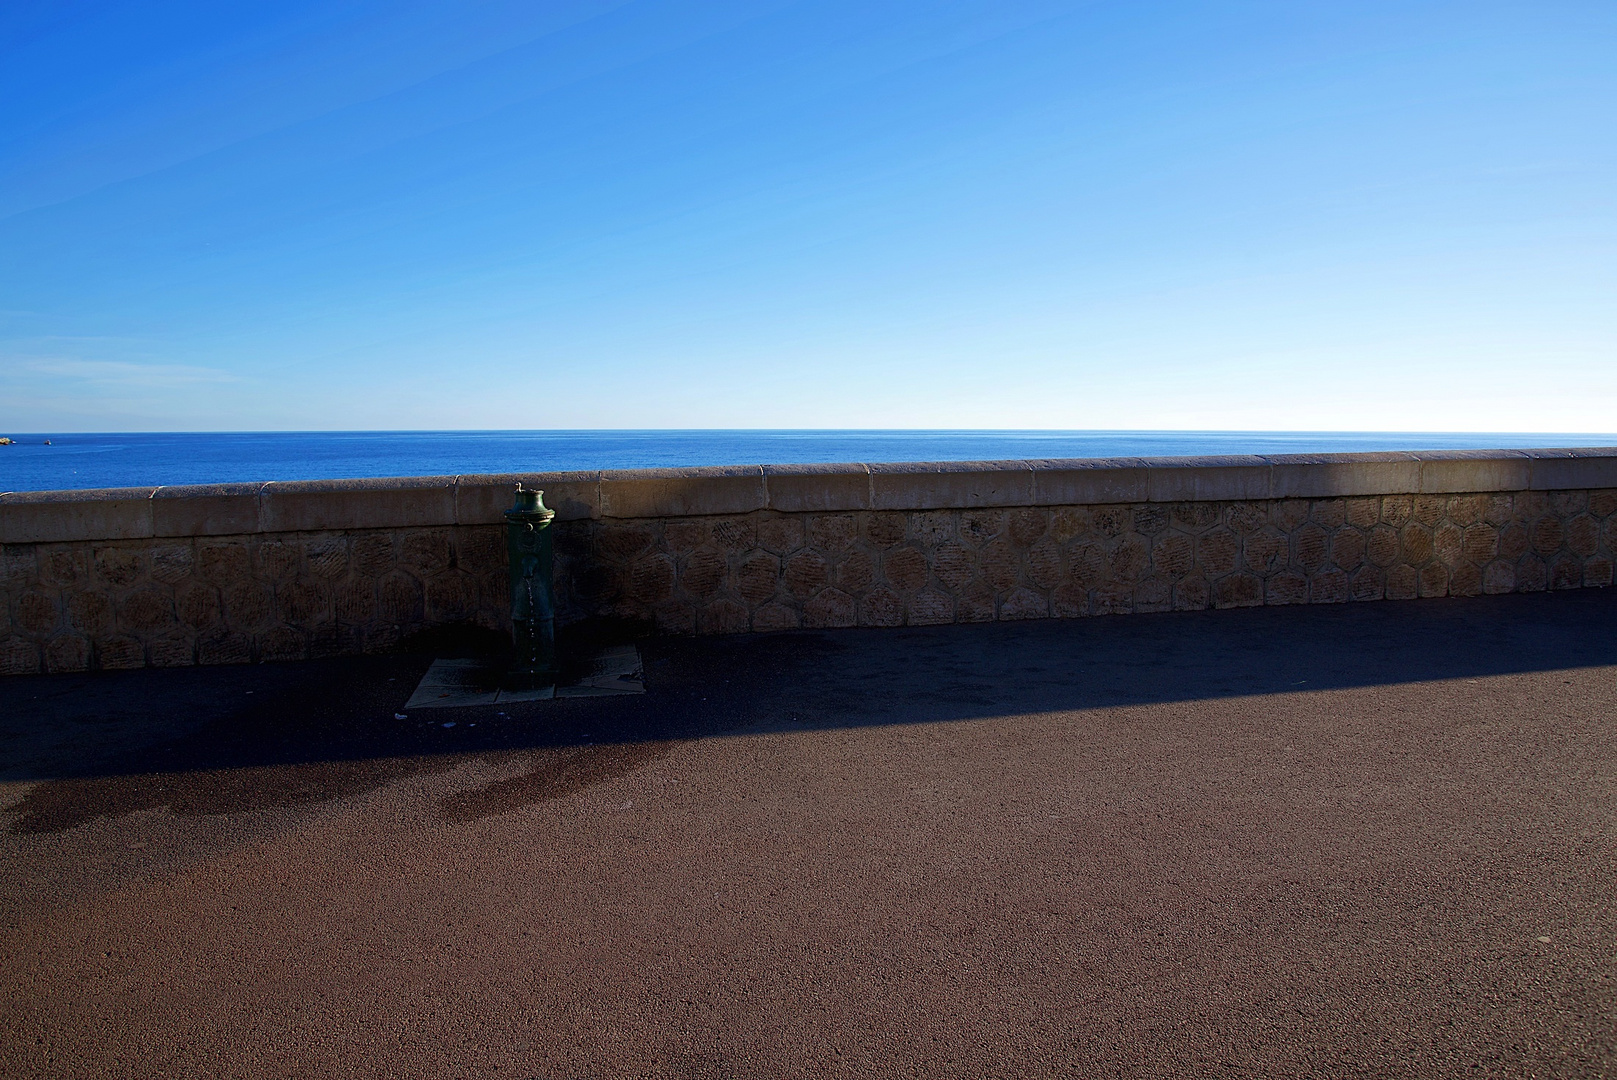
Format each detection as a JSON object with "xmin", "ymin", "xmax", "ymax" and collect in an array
[{"xmin": 2, "ymin": 430, "xmax": 1613, "ymax": 493}]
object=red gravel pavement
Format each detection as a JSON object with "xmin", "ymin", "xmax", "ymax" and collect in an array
[{"xmin": 2, "ymin": 590, "xmax": 1615, "ymax": 1078}]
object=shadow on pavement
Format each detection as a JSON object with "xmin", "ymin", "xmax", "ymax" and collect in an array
[{"xmin": 3, "ymin": 588, "xmax": 1614, "ymax": 833}]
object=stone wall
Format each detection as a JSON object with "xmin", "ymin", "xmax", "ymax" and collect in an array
[{"xmin": 2, "ymin": 450, "xmax": 1614, "ymax": 675}]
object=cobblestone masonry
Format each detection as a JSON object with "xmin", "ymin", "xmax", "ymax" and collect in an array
[{"xmin": 2, "ymin": 486, "xmax": 1613, "ymax": 673}]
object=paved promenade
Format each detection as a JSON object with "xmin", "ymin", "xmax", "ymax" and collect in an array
[{"xmin": 2, "ymin": 591, "xmax": 1615, "ymax": 1078}]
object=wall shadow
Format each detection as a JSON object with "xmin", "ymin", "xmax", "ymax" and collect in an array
[{"xmin": 3, "ymin": 588, "xmax": 1614, "ymax": 833}]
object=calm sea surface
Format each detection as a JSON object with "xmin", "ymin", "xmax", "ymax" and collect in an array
[{"xmin": 2, "ymin": 430, "xmax": 1613, "ymax": 492}]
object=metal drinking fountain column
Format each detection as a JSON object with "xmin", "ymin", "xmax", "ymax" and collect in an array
[{"xmin": 505, "ymin": 484, "xmax": 557, "ymax": 689}]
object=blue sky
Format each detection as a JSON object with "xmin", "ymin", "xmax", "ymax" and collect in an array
[{"xmin": 2, "ymin": 0, "xmax": 1613, "ymax": 432}]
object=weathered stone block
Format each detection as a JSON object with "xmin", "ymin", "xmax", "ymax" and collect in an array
[
  {"xmin": 98, "ymin": 635, "xmax": 145, "ymax": 670},
  {"xmin": 864, "ymin": 513, "xmax": 907, "ymax": 548},
  {"xmin": 883, "ymin": 546, "xmax": 930, "ymax": 593},
  {"xmin": 1381, "ymin": 496, "xmax": 1414, "ymax": 528},
  {"xmin": 1068, "ymin": 540, "xmax": 1106, "ymax": 589},
  {"xmin": 1030, "ymin": 459, "xmax": 1147, "ymax": 506},
  {"xmin": 630, "ymin": 554, "xmax": 676, "ymax": 604},
  {"xmin": 1026, "ymin": 538, "xmax": 1063, "ymax": 590},
  {"xmin": 1272, "ymin": 500, "xmax": 1310, "ymax": 533},
  {"xmin": 1145, "ymin": 456, "xmax": 1269, "ymax": 502},
  {"xmin": 1349, "ymin": 566, "xmax": 1384, "ymax": 602},
  {"xmin": 95, "ymin": 546, "xmax": 146, "ymax": 589},
  {"xmin": 0, "ymin": 488, "xmax": 155, "ymax": 544},
  {"xmin": 860, "ymin": 587, "xmax": 905, "ymax": 627},
  {"xmin": 805, "ymin": 515, "xmax": 856, "ymax": 555},
  {"xmin": 150, "ymin": 544, "xmax": 195, "ymax": 585},
  {"xmin": 305, "ymin": 536, "xmax": 350, "ymax": 578},
  {"xmin": 377, "ymin": 573, "xmax": 424, "ymax": 625},
  {"xmin": 737, "ymin": 553, "xmax": 780, "ymax": 605},
  {"xmin": 909, "ymin": 590, "xmax": 954, "ymax": 625},
  {"xmin": 1565, "ymin": 515, "xmax": 1600, "ymax": 557},
  {"xmin": 871, "ymin": 461, "xmax": 1033, "ymax": 511},
  {"xmin": 69, "ymin": 591, "xmax": 114, "ymax": 636},
  {"xmin": 834, "ymin": 551, "xmax": 875, "ymax": 595},
  {"xmin": 1344, "ymin": 497, "xmax": 1379, "ymax": 530},
  {"xmin": 1130, "ymin": 505, "xmax": 1168, "ymax": 537},
  {"xmin": 1091, "ymin": 581, "xmax": 1133, "ymax": 615},
  {"xmin": 1092, "ymin": 507, "xmax": 1130, "ymax": 539},
  {"xmin": 804, "ymin": 588, "xmax": 855, "ymax": 629},
  {"xmin": 665, "ymin": 520, "xmax": 711, "ymax": 554},
  {"xmin": 1417, "ymin": 450, "xmax": 1531, "ymax": 494},
  {"xmin": 223, "ymin": 581, "xmax": 274, "ymax": 630},
  {"xmin": 751, "ymin": 603, "xmax": 800, "ymax": 632},
  {"xmin": 0, "ymin": 638, "xmax": 41, "ymax": 675},
  {"xmin": 699, "ymin": 598, "xmax": 750, "ymax": 635},
  {"xmin": 1294, "ymin": 524, "xmax": 1329, "ymax": 573},
  {"xmin": 756, "ymin": 516, "xmax": 804, "ymax": 555},
  {"xmin": 15, "ymin": 591, "xmax": 60, "ymax": 636},
  {"xmin": 258, "ymin": 626, "xmax": 307, "ymax": 662},
  {"xmin": 198, "ymin": 540, "xmax": 252, "ymax": 585},
  {"xmin": 959, "ymin": 510, "xmax": 1004, "ymax": 547},
  {"xmin": 152, "ymin": 483, "xmax": 261, "ymax": 537},
  {"xmin": 425, "ymin": 571, "xmax": 475, "ymax": 620},
  {"xmin": 148, "ymin": 633, "xmax": 195, "ymax": 668},
  {"xmin": 260, "ymin": 477, "xmax": 456, "ymax": 533},
  {"xmin": 1196, "ymin": 530, "xmax": 1239, "ymax": 577},
  {"xmin": 198, "ymin": 629, "xmax": 251, "ymax": 666},
  {"xmin": 763, "ymin": 463, "xmax": 870, "ymax": 513},
  {"xmin": 1516, "ymin": 556, "xmax": 1547, "ymax": 593},
  {"xmin": 1330, "ymin": 528, "xmax": 1366, "ymax": 571},
  {"xmin": 1174, "ymin": 575, "xmax": 1210, "ymax": 611},
  {"xmin": 1265, "ymin": 571, "xmax": 1307, "ymax": 606},
  {"xmin": 1549, "ymin": 556, "xmax": 1581, "ymax": 591},
  {"xmin": 1050, "ymin": 507, "xmax": 1093, "ymax": 542},
  {"xmin": 45, "ymin": 634, "xmax": 90, "ymax": 673},
  {"xmin": 1400, "ymin": 525, "xmax": 1434, "ymax": 566},
  {"xmin": 119, "ymin": 587, "xmax": 175, "ymax": 634},
  {"xmin": 256, "ymin": 539, "xmax": 300, "ymax": 581},
  {"xmin": 399, "ymin": 529, "xmax": 452, "ymax": 574},
  {"xmin": 1449, "ymin": 562, "xmax": 1482, "ymax": 597},
  {"xmin": 1170, "ymin": 502, "xmax": 1221, "ymax": 533},
  {"xmin": 1385, "ymin": 565, "xmax": 1418, "ymax": 601},
  {"xmin": 654, "ymin": 600, "xmax": 696, "ymax": 635},
  {"xmin": 981, "ymin": 540, "xmax": 1020, "ymax": 591},
  {"xmin": 1213, "ymin": 574, "xmax": 1262, "ymax": 609},
  {"xmin": 1152, "ymin": 533, "xmax": 1194, "ymax": 578},
  {"xmin": 958, "ymin": 582, "xmax": 997, "ymax": 623},
  {"xmin": 1530, "ymin": 516, "xmax": 1564, "ymax": 556},
  {"xmin": 1447, "ymin": 494, "xmax": 1487, "ymax": 527},
  {"xmin": 1053, "ymin": 583, "xmax": 1089, "ymax": 617},
  {"xmin": 1461, "ymin": 524, "xmax": 1499, "ymax": 563},
  {"xmin": 1108, "ymin": 534, "xmax": 1150, "ymax": 584},
  {"xmin": 680, "ymin": 549, "xmax": 728, "ymax": 600},
  {"xmin": 783, "ymin": 552, "xmax": 829, "ymax": 599},
  {"xmin": 1000, "ymin": 587, "xmax": 1050, "ymax": 620},
  {"xmin": 1134, "ymin": 576, "xmax": 1171, "ymax": 613},
  {"xmin": 175, "ymin": 584, "xmax": 222, "ymax": 629},
  {"xmin": 1482, "ymin": 561, "xmax": 1515, "ymax": 595},
  {"xmin": 1243, "ymin": 530, "xmax": 1287, "ymax": 576},
  {"xmin": 1417, "ymin": 562, "xmax": 1448, "ymax": 598},
  {"xmin": 1310, "ymin": 499, "xmax": 1346, "ymax": 529},
  {"xmin": 1412, "ymin": 495, "xmax": 1447, "ymax": 527},
  {"xmin": 335, "ymin": 577, "xmax": 377, "ymax": 624},
  {"xmin": 1433, "ymin": 523, "xmax": 1464, "ymax": 567},
  {"xmin": 1226, "ymin": 503, "xmax": 1267, "ymax": 535},
  {"xmin": 1585, "ymin": 556, "xmax": 1614, "ymax": 588},
  {"xmin": 1310, "ymin": 568, "xmax": 1349, "ymax": 604}
]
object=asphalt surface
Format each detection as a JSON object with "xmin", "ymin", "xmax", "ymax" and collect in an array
[{"xmin": 2, "ymin": 590, "xmax": 1615, "ymax": 1079}]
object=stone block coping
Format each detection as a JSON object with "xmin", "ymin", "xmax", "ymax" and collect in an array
[{"xmin": 2, "ymin": 448, "xmax": 1614, "ymax": 545}]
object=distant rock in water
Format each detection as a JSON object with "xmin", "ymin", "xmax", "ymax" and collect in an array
[{"xmin": 0, "ymin": 437, "xmax": 13, "ymax": 445}]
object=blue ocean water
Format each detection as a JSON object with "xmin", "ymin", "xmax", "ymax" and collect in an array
[{"xmin": 1, "ymin": 430, "xmax": 1613, "ymax": 493}]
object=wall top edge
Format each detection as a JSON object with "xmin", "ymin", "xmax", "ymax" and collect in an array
[{"xmin": 2, "ymin": 449, "xmax": 1613, "ymax": 541}]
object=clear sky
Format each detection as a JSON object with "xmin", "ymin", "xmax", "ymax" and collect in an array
[{"xmin": 2, "ymin": 0, "xmax": 1613, "ymax": 432}]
